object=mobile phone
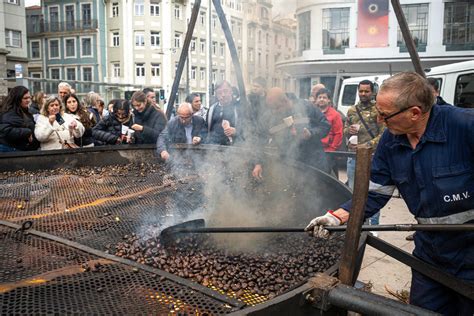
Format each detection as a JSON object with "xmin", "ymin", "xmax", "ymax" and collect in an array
[{"xmin": 55, "ymin": 113, "xmax": 65, "ymax": 125}]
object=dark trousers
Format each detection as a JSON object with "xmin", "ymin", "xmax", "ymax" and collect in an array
[{"xmin": 410, "ymin": 269, "xmax": 474, "ymax": 315}]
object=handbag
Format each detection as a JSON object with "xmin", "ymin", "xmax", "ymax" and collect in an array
[{"xmin": 54, "ymin": 130, "xmax": 80, "ymax": 149}]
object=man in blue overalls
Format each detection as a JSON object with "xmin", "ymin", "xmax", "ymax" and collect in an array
[{"xmin": 305, "ymin": 72, "xmax": 474, "ymax": 314}]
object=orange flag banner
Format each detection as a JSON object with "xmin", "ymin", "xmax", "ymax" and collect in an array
[{"xmin": 357, "ymin": 0, "xmax": 389, "ymax": 48}]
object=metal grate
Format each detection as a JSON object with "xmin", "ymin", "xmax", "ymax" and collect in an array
[
  {"xmin": 0, "ymin": 227, "xmax": 234, "ymax": 315},
  {"xmin": 0, "ymin": 151, "xmax": 350, "ymax": 313}
]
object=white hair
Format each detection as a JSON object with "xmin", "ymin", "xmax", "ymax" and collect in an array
[{"xmin": 177, "ymin": 102, "xmax": 193, "ymax": 114}]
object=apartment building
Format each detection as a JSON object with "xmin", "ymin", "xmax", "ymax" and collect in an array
[
  {"xmin": 104, "ymin": 0, "xmax": 297, "ymax": 104},
  {"xmin": 1, "ymin": 0, "xmax": 29, "ymax": 95},
  {"xmin": 26, "ymin": 0, "xmax": 107, "ymax": 96},
  {"xmin": 280, "ymin": 0, "xmax": 474, "ymax": 98}
]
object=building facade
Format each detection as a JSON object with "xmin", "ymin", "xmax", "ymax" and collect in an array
[
  {"xmin": 26, "ymin": 0, "xmax": 107, "ymax": 96},
  {"xmin": 1, "ymin": 0, "xmax": 29, "ymax": 96},
  {"xmin": 104, "ymin": 0, "xmax": 297, "ymax": 105},
  {"xmin": 280, "ymin": 0, "xmax": 474, "ymax": 98}
]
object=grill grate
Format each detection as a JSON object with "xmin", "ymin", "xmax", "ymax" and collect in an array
[{"xmin": 0, "ymin": 151, "xmax": 350, "ymax": 314}]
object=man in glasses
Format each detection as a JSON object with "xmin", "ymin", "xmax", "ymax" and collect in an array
[
  {"xmin": 306, "ymin": 72, "xmax": 474, "ymax": 314},
  {"xmin": 157, "ymin": 102, "xmax": 204, "ymax": 161},
  {"xmin": 344, "ymin": 79, "xmax": 385, "ymax": 228}
]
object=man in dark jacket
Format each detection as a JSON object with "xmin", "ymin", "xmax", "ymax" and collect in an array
[
  {"xmin": 206, "ymin": 81, "xmax": 241, "ymax": 145},
  {"xmin": 157, "ymin": 102, "xmax": 204, "ymax": 160},
  {"xmin": 306, "ymin": 72, "xmax": 474, "ymax": 315},
  {"xmin": 252, "ymin": 87, "xmax": 331, "ymax": 179}
]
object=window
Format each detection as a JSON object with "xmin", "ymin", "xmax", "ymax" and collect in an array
[
  {"xmin": 7, "ymin": 0, "xmax": 19, "ymax": 4},
  {"xmin": 113, "ymin": 63, "xmax": 120, "ymax": 77},
  {"xmin": 220, "ymin": 43, "xmax": 225, "ymax": 56},
  {"xmin": 150, "ymin": 2, "xmax": 160, "ymax": 16},
  {"xmin": 265, "ymin": 54, "xmax": 269, "ymax": 67},
  {"xmin": 220, "ymin": 70, "xmax": 225, "ymax": 81},
  {"xmin": 66, "ymin": 68, "xmax": 76, "ymax": 81},
  {"xmin": 174, "ymin": 33, "xmax": 181, "ymax": 48},
  {"xmin": 212, "ymin": 70, "xmax": 217, "ymax": 83},
  {"xmin": 212, "ymin": 41, "xmax": 217, "ymax": 55},
  {"xmin": 112, "ymin": 32, "xmax": 120, "ymax": 47},
  {"xmin": 49, "ymin": 6, "xmax": 59, "ymax": 32},
  {"xmin": 49, "ymin": 39, "xmax": 59, "ymax": 58},
  {"xmin": 174, "ymin": 5, "xmax": 181, "ymax": 19},
  {"xmin": 81, "ymin": 37, "xmax": 92, "ymax": 57},
  {"xmin": 135, "ymin": 32, "xmax": 145, "ymax": 47},
  {"xmin": 237, "ymin": 22, "xmax": 241, "ymax": 36},
  {"xmin": 65, "ymin": 5, "xmax": 75, "ymax": 30},
  {"xmin": 65, "ymin": 38, "xmax": 76, "ymax": 58},
  {"xmin": 444, "ymin": 2, "xmax": 474, "ymax": 51},
  {"xmin": 212, "ymin": 15, "xmax": 217, "ymax": 29},
  {"xmin": 191, "ymin": 66, "xmax": 197, "ymax": 80},
  {"xmin": 397, "ymin": 4, "xmax": 428, "ymax": 52},
  {"xmin": 50, "ymin": 68, "xmax": 60, "ymax": 80},
  {"xmin": 151, "ymin": 31, "xmax": 160, "ymax": 48},
  {"xmin": 151, "ymin": 63, "xmax": 161, "ymax": 77},
  {"xmin": 200, "ymin": 39, "xmax": 206, "ymax": 54},
  {"xmin": 136, "ymin": 63, "xmax": 145, "ymax": 77},
  {"xmin": 322, "ymin": 8, "xmax": 350, "ymax": 53},
  {"xmin": 248, "ymin": 48, "xmax": 254, "ymax": 62},
  {"xmin": 297, "ymin": 11, "xmax": 311, "ymax": 53},
  {"xmin": 454, "ymin": 73, "xmax": 474, "ymax": 108},
  {"xmin": 200, "ymin": 67, "xmax": 206, "ymax": 80},
  {"xmin": 191, "ymin": 37, "xmax": 197, "ymax": 53},
  {"xmin": 5, "ymin": 29, "xmax": 21, "ymax": 48},
  {"xmin": 112, "ymin": 2, "xmax": 119, "ymax": 17},
  {"xmin": 31, "ymin": 41, "xmax": 40, "ymax": 59},
  {"xmin": 135, "ymin": 0, "xmax": 144, "ymax": 16},
  {"xmin": 83, "ymin": 67, "xmax": 93, "ymax": 81},
  {"xmin": 248, "ymin": 27, "xmax": 254, "ymax": 39},
  {"xmin": 200, "ymin": 12, "xmax": 206, "ymax": 26},
  {"xmin": 258, "ymin": 52, "xmax": 261, "ymax": 66},
  {"xmin": 82, "ymin": 3, "xmax": 92, "ymax": 27},
  {"xmin": 261, "ymin": 7, "xmax": 269, "ymax": 20}
]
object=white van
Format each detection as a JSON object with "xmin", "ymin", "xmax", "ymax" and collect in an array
[
  {"xmin": 425, "ymin": 60, "xmax": 474, "ymax": 108},
  {"xmin": 336, "ymin": 60, "xmax": 474, "ymax": 115}
]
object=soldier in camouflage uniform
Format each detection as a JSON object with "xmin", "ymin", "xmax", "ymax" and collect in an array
[{"xmin": 344, "ymin": 80, "xmax": 385, "ymax": 224}]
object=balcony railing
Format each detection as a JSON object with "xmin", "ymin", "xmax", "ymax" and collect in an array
[{"xmin": 27, "ymin": 19, "xmax": 98, "ymax": 34}]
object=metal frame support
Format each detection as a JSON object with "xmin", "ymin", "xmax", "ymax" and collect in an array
[
  {"xmin": 391, "ymin": 0, "xmax": 425, "ymax": 77},
  {"xmin": 166, "ymin": 0, "xmax": 201, "ymax": 119},
  {"xmin": 303, "ymin": 273, "xmax": 438, "ymax": 315},
  {"xmin": 338, "ymin": 145, "xmax": 372, "ymax": 285},
  {"xmin": 366, "ymin": 234, "xmax": 474, "ymax": 300}
]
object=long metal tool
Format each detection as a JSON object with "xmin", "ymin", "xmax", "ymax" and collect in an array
[{"xmin": 160, "ymin": 219, "xmax": 474, "ymax": 244}]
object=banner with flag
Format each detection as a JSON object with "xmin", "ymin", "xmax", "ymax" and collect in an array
[{"xmin": 357, "ymin": 0, "xmax": 389, "ymax": 48}]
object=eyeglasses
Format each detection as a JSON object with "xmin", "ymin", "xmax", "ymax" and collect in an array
[{"xmin": 376, "ymin": 106, "xmax": 415, "ymax": 122}]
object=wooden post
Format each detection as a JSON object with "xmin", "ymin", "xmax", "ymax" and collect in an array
[
  {"xmin": 338, "ymin": 145, "xmax": 373, "ymax": 285},
  {"xmin": 391, "ymin": 0, "xmax": 425, "ymax": 78}
]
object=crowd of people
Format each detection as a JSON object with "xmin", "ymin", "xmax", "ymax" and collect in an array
[{"xmin": 0, "ymin": 74, "xmax": 472, "ymax": 314}]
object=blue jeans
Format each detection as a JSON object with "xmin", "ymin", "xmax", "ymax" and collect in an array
[
  {"xmin": 347, "ymin": 157, "xmax": 380, "ymax": 225},
  {"xmin": 0, "ymin": 144, "xmax": 16, "ymax": 152}
]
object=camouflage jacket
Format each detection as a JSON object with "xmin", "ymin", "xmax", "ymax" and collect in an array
[{"xmin": 344, "ymin": 100, "xmax": 385, "ymax": 148}]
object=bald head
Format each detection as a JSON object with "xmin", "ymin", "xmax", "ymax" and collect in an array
[
  {"xmin": 177, "ymin": 102, "xmax": 193, "ymax": 116},
  {"xmin": 266, "ymin": 87, "xmax": 290, "ymax": 111},
  {"xmin": 311, "ymin": 84, "xmax": 325, "ymax": 100}
]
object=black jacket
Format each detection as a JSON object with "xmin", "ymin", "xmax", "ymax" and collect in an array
[
  {"xmin": 156, "ymin": 115, "xmax": 204, "ymax": 153},
  {"xmin": 92, "ymin": 115, "xmax": 134, "ymax": 145},
  {"xmin": 133, "ymin": 105, "xmax": 167, "ymax": 144},
  {"xmin": 0, "ymin": 108, "xmax": 40, "ymax": 151},
  {"xmin": 260, "ymin": 99, "xmax": 331, "ymax": 173}
]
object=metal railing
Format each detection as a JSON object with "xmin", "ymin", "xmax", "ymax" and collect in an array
[{"xmin": 27, "ymin": 19, "xmax": 98, "ymax": 35}]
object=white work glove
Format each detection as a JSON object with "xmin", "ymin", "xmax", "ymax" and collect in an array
[{"xmin": 305, "ymin": 212, "xmax": 341, "ymax": 239}]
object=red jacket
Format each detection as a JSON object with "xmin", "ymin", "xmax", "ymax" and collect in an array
[{"xmin": 320, "ymin": 106, "xmax": 343, "ymax": 152}]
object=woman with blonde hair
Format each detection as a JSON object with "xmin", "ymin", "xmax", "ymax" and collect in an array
[
  {"xmin": 29, "ymin": 91, "xmax": 45, "ymax": 116},
  {"xmin": 34, "ymin": 96, "xmax": 84, "ymax": 150}
]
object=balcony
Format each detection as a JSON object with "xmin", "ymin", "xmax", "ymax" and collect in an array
[{"xmin": 27, "ymin": 19, "xmax": 98, "ymax": 35}]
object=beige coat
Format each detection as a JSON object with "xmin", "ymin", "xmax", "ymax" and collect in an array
[{"xmin": 34, "ymin": 113, "xmax": 84, "ymax": 150}]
